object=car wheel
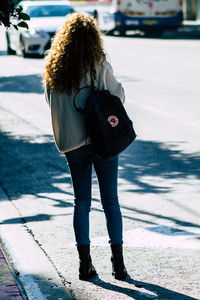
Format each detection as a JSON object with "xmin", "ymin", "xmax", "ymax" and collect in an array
[
  {"xmin": 119, "ymin": 28, "xmax": 126, "ymax": 37},
  {"xmin": 105, "ymin": 29, "xmax": 114, "ymax": 36},
  {"xmin": 144, "ymin": 28, "xmax": 164, "ymax": 38},
  {"xmin": 6, "ymin": 33, "xmax": 16, "ymax": 55}
]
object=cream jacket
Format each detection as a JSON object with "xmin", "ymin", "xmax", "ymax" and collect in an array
[{"xmin": 45, "ymin": 60, "xmax": 125, "ymax": 153}]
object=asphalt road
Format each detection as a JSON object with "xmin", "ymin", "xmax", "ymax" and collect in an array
[{"xmin": 0, "ymin": 26, "xmax": 200, "ymax": 299}]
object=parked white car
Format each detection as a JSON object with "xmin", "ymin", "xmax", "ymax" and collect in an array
[{"xmin": 6, "ymin": 1, "xmax": 74, "ymax": 57}]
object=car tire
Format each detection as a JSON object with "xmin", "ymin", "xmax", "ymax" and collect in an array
[
  {"xmin": 6, "ymin": 33, "xmax": 16, "ymax": 55},
  {"xmin": 105, "ymin": 29, "xmax": 114, "ymax": 36},
  {"xmin": 144, "ymin": 28, "xmax": 164, "ymax": 38},
  {"xmin": 119, "ymin": 29, "xmax": 126, "ymax": 37}
]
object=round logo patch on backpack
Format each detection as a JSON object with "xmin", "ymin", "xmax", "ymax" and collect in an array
[{"xmin": 107, "ymin": 116, "xmax": 119, "ymax": 127}]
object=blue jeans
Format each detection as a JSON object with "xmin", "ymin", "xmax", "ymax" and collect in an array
[{"xmin": 65, "ymin": 144, "xmax": 123, "ymax": 246}]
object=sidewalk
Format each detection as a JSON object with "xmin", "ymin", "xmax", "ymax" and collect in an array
[
  {"xmin": 183, "ymin": 19, "xmax": 200, "ymax": 26},
  {"xmin": 181, "ymin": 20, "xmax": 200, "ymax": 33},
  {"xmin": 0, "ymin": 246, "xmax": 24, "ymax": 300},
  {"xmin": 163, "ymin": 20, "xmax": 200, "ymax": 38},
  {"xmin": 0, "ymin": 187, "xmax": 72, "ymax": 300}
]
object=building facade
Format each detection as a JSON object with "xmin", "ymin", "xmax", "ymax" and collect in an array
[{"xmin": 184, "ymin": 0, "xmax": 200, "ymax": 20}]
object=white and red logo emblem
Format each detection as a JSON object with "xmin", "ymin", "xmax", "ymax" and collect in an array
[{"xmin": 107, "ymin": 115, "xmax": 119, "ymax": 127}]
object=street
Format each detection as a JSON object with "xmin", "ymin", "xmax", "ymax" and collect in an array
[{"xmin": 0, "ymin": 25, "xmax": 200, "ymax": 299}]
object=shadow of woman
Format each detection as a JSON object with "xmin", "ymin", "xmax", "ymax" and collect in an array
[{"xmin": 88, "ymin": 275, "xmax": 198, "ymax": 299}]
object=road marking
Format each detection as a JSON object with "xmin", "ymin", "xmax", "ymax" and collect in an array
[
  {"xmin": 91, "ymin": 225, "xmax": 200, "ymax": 249},
  {"xmin": 141, "ymin": 105, "xmax": 200, "ymax": 129}
]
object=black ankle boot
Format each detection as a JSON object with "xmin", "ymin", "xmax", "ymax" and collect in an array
[
  {"xmin": 110, "ymin": 244, "xmax": 127, "ymax": 280},
  {"xmin": 77, "ymin": 245, "xmax": 97, "ymax": 280}
]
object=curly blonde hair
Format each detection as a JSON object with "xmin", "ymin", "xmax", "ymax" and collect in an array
[{"xmin": 43, "ymin": 13, "xmax": 106, "ymax": 94}]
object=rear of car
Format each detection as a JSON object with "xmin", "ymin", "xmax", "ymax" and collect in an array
[{"xmin": 111, "ymin": 0, "xmax": 183, "ymax": 36}]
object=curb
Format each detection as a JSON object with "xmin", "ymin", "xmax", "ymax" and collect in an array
[
  {"xmin": 0, "ymin": 246, "xmax": 24, "ymax": 299},
  {"xmin": 180, "ymin": 21, "xmax": 200, "ymax": 32},
  {"xmin": 0, "ymin": 186, "xmax": 72, "ymax": 300}
]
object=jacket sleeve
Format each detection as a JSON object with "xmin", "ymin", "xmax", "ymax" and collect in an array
[{"xmin": 101, "ymin": 61, "xmax": 125, "ymax": 104}]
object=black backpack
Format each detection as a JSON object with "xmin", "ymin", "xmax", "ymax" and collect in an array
[{"xmin": 73, "ymin": 76, "xmax": 136, "ymax": 160}]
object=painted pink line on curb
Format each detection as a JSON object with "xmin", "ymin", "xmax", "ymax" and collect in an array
[
  {"xmin": 0, "ymin": 284, "xmax": 24, "ymax": 299},
  {"xmin": 0, "ymin": 249, "xmax": 24, "ymax": 299}
]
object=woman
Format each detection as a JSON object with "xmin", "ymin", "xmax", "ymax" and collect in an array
[{"xmin": 43, "ymin": 13, "xmax": 127, "ymax": 281}]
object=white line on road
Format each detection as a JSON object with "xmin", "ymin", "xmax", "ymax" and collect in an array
[
  {"xmin": 138, "ymin": 104, "xmax": 200, "ymax": 130},
  {"xmin": 91, "ymin": 226, "xmax": 200, "ymax": 250}
]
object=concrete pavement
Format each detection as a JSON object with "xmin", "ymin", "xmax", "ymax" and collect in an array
[
  {"xmin": 0, "ymin": 20, "xmax": 200, "ymax": 300},
  {"xmin": 0, "ymin": 186, "xmax": 72, "ymax": 300},
  {"xmin": 1, "ymin": 181, "xmax": 200, "ymax": 300},
  {"xmin": 1, "ymin": 180, "xmax": 200, "ymax": 300}
]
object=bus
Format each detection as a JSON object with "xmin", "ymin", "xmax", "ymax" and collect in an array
[{"xmin": 103, "ymin": 0, "xmax": 183, "ymax": 36}]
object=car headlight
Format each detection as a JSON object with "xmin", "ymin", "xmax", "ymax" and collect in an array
[
  {"xmin": 24, "ymin": 28, "xmax": 47, "ymax": 38},
  {"xmin": 29, "ymin": 28, "xmax": 38, "ymax": 35}
]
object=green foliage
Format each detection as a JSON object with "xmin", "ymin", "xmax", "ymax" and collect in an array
[
  {"xmin": 18, "ymin": 20, "xmax": 29, "ymax": 29},
  {"xmin": 19, "ymin": 12, "xmax": 30, "ymax": 21},
  {"xmin": 0, "ymin": 0, "xmax": 30, "ymax": 29}
]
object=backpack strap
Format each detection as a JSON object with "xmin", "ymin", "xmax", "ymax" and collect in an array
[
  {"xmin": 73, "ymin": 74, "xmax": 96, "ymax": 169},
  {"xmin": 73, "ymin": 85, "xmax": 90, "ymax": 113},
  {"xmin": 73, "ymin": 69, "xmax": 96, "ymax": 112}
]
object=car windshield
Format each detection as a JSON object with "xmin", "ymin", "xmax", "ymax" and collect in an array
[{"xmin": 26, "ymin": 5, "xmax": 74, "ymax": 18}]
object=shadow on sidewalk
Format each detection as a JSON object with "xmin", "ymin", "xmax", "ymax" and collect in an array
[
  {"xmin": 0, "ymin": 130, "xmax": 200, "ymax": 231},
  {"xmin": 90, "ymin": 275, "xmax": 198, "ymax": 299},
  {"xmin": 119, "ymin": 139, "xmax": 200, "ymax": 193},
  {"xmin": 13, "ymin": 273, "xmax": 71, "ymax": 300},
  {"xmin": 0, "ymin": 74, "xmax": 43, "ymax": 94},
  {"xmin": 0, "ymin": 130, "xmax": 200, "ymax": 198}
]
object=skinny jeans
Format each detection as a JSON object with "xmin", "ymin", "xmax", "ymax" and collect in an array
[{"xmin": 65, "ymin": 144, "xmax": 123, "ymax": 246}]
